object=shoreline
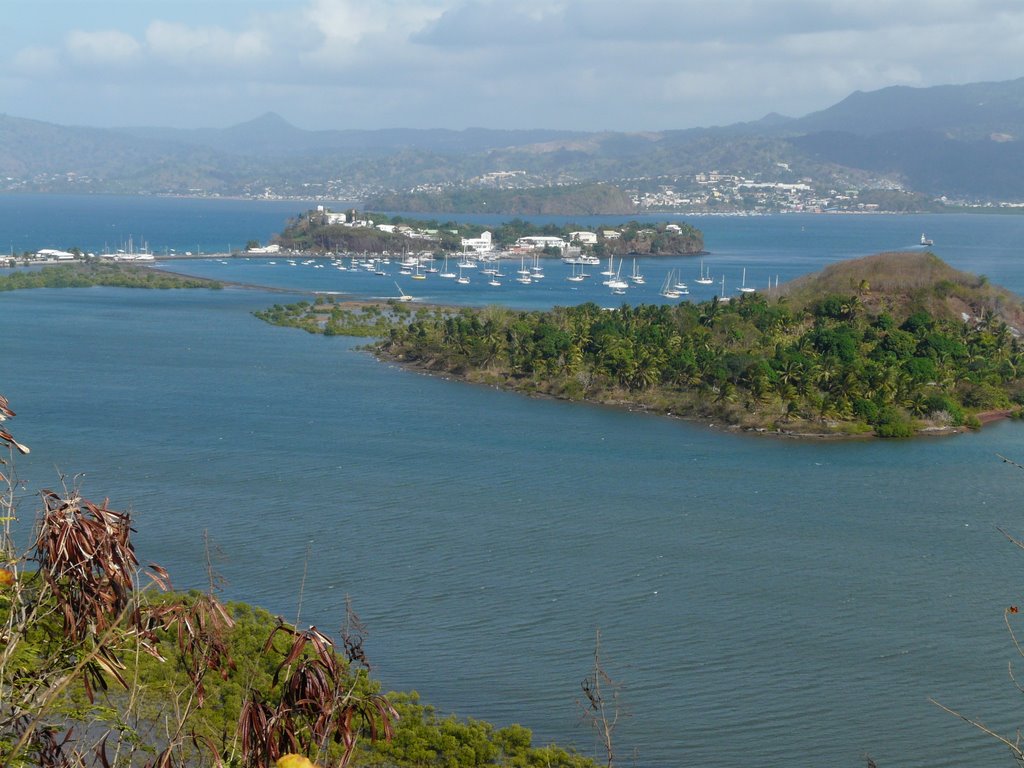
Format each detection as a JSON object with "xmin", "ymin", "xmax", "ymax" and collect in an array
[{"xmin": 373, "ymin": 347, "xmax": 1018, "ymax": 441}]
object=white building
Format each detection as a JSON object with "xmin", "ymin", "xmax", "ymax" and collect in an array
[
  {"xmin": 247, "ymin": 244, "xmax": 281, "ymax": 254},
  {"xmin": 36, "ymin": 249, "xmax": 75, "ymax": 260},
  {"xmin": 461, "ymin": 231, "xmax": 494, "ymax": 254},
  {"xmin": 569, "ymin": 231, "xmax": 598, "ymax": 245},
  {"xmin": 322, "ymin": 209, "xmax": 374, "ymax": 228},
  {"xmin": 514, "ymin": 235, "xmax": 567, "ymax": 251}
]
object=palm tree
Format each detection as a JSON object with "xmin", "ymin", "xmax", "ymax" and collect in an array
[
  {"xmin": 841, "ymin": 295, "xmax": 863, "ymax": 321},
  {"xmin": 814, "ymin": 358, "xmax": 840, "ymax": 393},
  {"xmin": 699, "ymin": 297, "xmax": 721, "ymax": 327},
  {"xmin": 777, "ymin": 359, "xmax": 805, "ymax": 388},
  {"xmin": 714, "ymin": 381, "xmax": 737, "ymax": 404},
  {"xmin": 903, "ymin": 389, "xmax": 930, "ymax": 417}
]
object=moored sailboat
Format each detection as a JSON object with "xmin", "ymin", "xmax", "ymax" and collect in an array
[
  {"xmin": 660, "ymin": 270, "xmax": 682, "ymax": 299},
  {"xmin": 738, "ymin": 267, "xmax": 756, "ymax": 293},
  {"xmin": 439, "ymin": 255, "xmax": 456, "ymax": 279},
  {"xmin": 695, "ymin": 260, "xmax": 714, "ymax": 285},
  {"xmin": 630, "ymin": 258, "xmax": 645, "ymax": 284}
]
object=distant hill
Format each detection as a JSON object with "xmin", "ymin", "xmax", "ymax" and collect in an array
[
  {"xmin": 0, "ymin": 114, "xmax": 211, "ymax": 179},
  {"xmin": 790, "ymin": 129, "xmax": 1024, "ymax": 198},
  {"xmin": 3, "ymin": 76, "xmax": 1024, "ymax": 204},
  {"xmin": 113, "ymin": 113, "xmax": 591, "ymax": 158},
  {"xmin": 762, "ymin": 78, "xmax": 1024, "ymax": 198},
  {"xmin": 788, "ymin": 77, "xmax": 1024, "ymax": 139}
]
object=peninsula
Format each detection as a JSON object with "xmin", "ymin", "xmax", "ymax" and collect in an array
[
  {"xmin": 256, "ymin": 251, "xmax": 1024, "ymax": 438},
  {"xmin": 0, "ymin": 262, "xmax": 223, "ymax": 291}
]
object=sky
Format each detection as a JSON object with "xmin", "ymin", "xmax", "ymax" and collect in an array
[{"xmin": 4, "ymin": 0, "xmax": 1024, "ymax": 133}]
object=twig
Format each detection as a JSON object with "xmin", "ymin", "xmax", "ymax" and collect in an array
[
  {"xmin": 295, "ymin": 541, "xmax": 311, "ymax": 628},
  {"xmin": 929, "ymin": 699, "xmax": 1024, "ymax": 759}
]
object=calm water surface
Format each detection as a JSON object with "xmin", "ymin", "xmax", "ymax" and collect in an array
[{"xmin": 4, "ymin": 197, "xmax": 1024, "ymax": 767}]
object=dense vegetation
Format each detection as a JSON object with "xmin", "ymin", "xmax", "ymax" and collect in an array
[
  {"xmin": 597, "ymin": 223, "xmax": 704, "ymax": 257},
  {"xmin": 0, "ymin": 262, "xmax": 223, "ymax": 290},
  {"xmin": 274, "ymin": 215, "xmax": 413, "ymax": 254},
  {"xmin": 254, "ymin": 298, "xmax": 406, "ymax": 337},
  {"xmin": 256, "ymin": 253, "xmax": 1024, "ymax": 438},
  {"xmin": 0, "ymin": 395, "xmax": 598, "ymax": 768}
]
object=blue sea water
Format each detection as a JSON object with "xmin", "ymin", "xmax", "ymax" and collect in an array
[
  {"xmin": 0, "ymin": 193, "xmax": 320, "ymax": 256},
  {"xmin": 4, "ymin": 195, "xmax": 1024, "ymax": 767}
]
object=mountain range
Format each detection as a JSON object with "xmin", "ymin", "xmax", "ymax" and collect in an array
[{"xmin": 3, "ymin": 76, "xmax": 1024, "ymax": 205}]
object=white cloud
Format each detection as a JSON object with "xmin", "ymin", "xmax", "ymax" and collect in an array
[
  {"xmin": 4, "ymin": 0, "xmax": 1024, "ymax": 130},
  {"xmin": 66, "ymin": 29, "xmax": 141, "ymax": 65},
  {"xmin": 11, "ymin": 46, "xmax": 61, "ymax": 75},
  {"xmin": 145, "ymin": 20, "xmax": 269, "ymax": 67},
  {"xmin": 299, "ymin": 0, "xmax": 446, "ymax": 66}
]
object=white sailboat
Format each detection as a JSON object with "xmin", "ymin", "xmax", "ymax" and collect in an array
[
  {"xmin": 695, "ymin": 260, "xmax": 714, "ymax": 285},
  {"xmin": 439, "ymin": 255, "xmax": 456, "ymax": 279},
  {"xmin": 456, "ymin": 265, "xmax": 470, "ymax": 284},
  {"xmin": 394, "ymin": 282, "xmax": 413, "ymax": 302},
  {"xmin": 516, "ymin": 254, "xmax": 532, "ymax": 283},
  {"xmin": 607, "ymin": 260, "xmax": 629, "ymax": 292},
  {"xmin": 673, "ymin": 269, "xmax": 689, "ymax": 294},
  {"xmin": 630, "ymin": 258, "xmax": 645, "ymax": 284},
  {"xmin": 660, "ymin": 270, "xmax": 681, "ymax": 299},
  {"xmin": 738, "ymin": 267, "xmax": 756, "ymax": 293},
  {"xmin": 530, "ymin": 253, "xmax": 545, "ymax": 279}
]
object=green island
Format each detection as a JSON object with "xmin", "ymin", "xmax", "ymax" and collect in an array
[
  {"xmin": 0, "ymin": 400, "xmax": 599, "ymax": 768},
  {"xmin": 0, "ymin": 262, "xmax": 223, "ymax": 291},
  {"xmin": 274, "ymin": 211, "xmax": 704, "ymax": 258},
  {"xmin": 255, "ymin": 251, "xmax": 1024, "ymax": 438}
]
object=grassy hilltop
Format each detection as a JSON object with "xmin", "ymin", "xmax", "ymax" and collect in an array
[{"xmin": 779, "ymin": 250, "xmax": 1024, "ymax": 329}]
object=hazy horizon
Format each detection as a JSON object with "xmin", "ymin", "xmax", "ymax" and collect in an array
[{"xmin": 6, "ymin": 1, "xmax": 1024, "ymax": 133}]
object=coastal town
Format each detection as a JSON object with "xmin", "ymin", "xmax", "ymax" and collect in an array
[
  {"xmin": 8, "ymin": 163, "xmax": 1023, "ymax": 215},
  {"xmin": 452, "ymin": 168, "xmax": 1022, "ymax": 214}
]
